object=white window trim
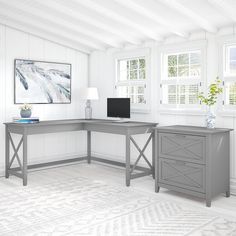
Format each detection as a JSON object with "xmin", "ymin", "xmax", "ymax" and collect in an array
[
  {"xmin": 159, "ymin": 40, "xmax": 207, "ymax": 112},
  {"xmin": 218, "ymin": 36, "xmax": 236, "ymax": 115},
  {"xmin": 113, "ymin": 48, "xmax": 151, "ymax": 113}
]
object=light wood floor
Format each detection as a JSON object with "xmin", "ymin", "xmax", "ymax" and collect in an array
[{"xmin": 2, "ymin": 160, "xmax": 236, "ymax": 218}]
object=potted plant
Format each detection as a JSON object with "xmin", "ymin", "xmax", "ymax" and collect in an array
[
  {"xmin": 198, "ymin": 77, "xmax": 223, "ymax": 128},
  {"xmin": 19, "ymin": 104, "xmax": 32, "ymax": 118}
]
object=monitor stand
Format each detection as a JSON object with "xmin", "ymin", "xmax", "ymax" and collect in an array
[{"xmin": 112, "ymin": 118, "xmax": 129, "ymax": 123}]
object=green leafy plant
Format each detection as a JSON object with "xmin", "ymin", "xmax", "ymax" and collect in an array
[{"xmin": 198, "ymin": 77, "xmax": 223, "ymax": 106}]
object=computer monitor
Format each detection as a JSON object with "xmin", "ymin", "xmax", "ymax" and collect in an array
[{"xmin": 107, "ymin": 98, "xmax": 130, "ymax": 119}]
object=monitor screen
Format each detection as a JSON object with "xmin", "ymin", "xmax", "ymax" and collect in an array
[{"xmin": 107, "ymin": 98, "xmax": 130, "ymax": 118}]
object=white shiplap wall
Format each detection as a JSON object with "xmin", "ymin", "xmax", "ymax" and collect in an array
[
  {"xmin": 89, "ymin": 28, "xmax": 236, "ymax": 194},
  {"xmin": 0, "ymin": 24, "xmax": 89, "ymax": 175}
]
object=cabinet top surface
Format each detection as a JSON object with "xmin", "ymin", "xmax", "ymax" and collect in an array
[{"xmin": 154, "ymin": 125, "xmax": 233, "ymax": 134}]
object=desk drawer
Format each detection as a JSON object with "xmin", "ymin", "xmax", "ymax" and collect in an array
[
  {"xmin": 159, "ymin": 133, "xmax": 205, "ymax": 164},
  {"xmin": 159, "ymin": 158, "xmax": 205, "ymax": 193}
]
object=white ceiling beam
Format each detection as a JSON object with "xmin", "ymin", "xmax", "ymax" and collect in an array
[
  {"xmin": 208, "ymin": 0, "xmax": 236, "ymax": 22},
  {"xmin": 113, "ymin": 0, "xmax": 188, "ymax": 38},
  {"xmin": 73, "ymin": 0, "xmax": 163, "ymax": 41},
  {"xmin": 0, "ymin": 4, "xmax": 105, "ymax": 51},
  {"xmin": 162, "ymin": 0, "xmax": 218, "ymax": 33},
  {"xmin": 0, "ymin": 0, "xmax": 122, "ymax": 48},
  {"xmin": 0, "ymin": 15, "xmax": 91, "ymax": 54},
  {"xmin": 32, "ymin": 0, "xmax": 142, "ymax": 45}
]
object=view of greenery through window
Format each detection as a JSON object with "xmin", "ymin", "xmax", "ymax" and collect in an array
[
  {"xmin": 119, "ymin": 58, "xmax": 145, "ymax": 81},
  {"xmin": 225, "ymin": 46, "xmax": 236, "ymax": 105},
  {"xmin": 168, "ymin": 52, "xmax": 201, "ymax": 77},
  {"xmin": 117, "ymin": 58, "xmax": 146, "ymax": 105},
  {"xmin": 162, "ymin": 51, "xmax": 201, "ymax": 106},
  {"xmin": 229, "ymin": 83, "xmax": 236, "ymax": 105}
]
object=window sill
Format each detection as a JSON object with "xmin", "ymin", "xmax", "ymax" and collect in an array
[
  {"xmin": 131, "ymin": 108, "xmax": 151, "ymax": 114},
  {"xmin": 217, "ymin": 110, "xmax": 236, "ymax": 117},
  {"xmin": 159, "ymin": 109, "xmax": 205, "ymax": 116}
]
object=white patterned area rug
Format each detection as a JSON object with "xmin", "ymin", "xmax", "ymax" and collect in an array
[{"xmin": 0, "ymin": 176, "xmax": 236, "ymax": 236}]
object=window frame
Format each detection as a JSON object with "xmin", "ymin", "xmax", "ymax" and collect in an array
[
  {"xmin": 114, "ymin": 48, "xmax": 151, "ymax": 113},
  {"xmin": 221, "ymin": 40, "xmax": 236, "ymax": 110},
  {"xmin": 159, "ymin": 41, "xmax": 206, "ymax": 111}
]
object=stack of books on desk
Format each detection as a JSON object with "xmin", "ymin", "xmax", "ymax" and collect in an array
[{"xmin": 13, "ymin": 117, "xmax": 40, "ymax": 124}]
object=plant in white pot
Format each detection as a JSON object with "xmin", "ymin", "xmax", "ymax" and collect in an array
[
  {"xmin": 19, "ymin": 104, "xmax": 32, "ymax": 118},
  {"xmin": 198, "ymin": 77, "xmax": 223, "ymax": 128}
]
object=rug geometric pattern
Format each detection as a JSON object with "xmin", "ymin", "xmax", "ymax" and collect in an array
[{"xmin": 0, "ymin": 176, "xmax": 236, "ymax": 236}]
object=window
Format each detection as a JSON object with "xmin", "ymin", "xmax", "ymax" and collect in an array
[
  {"xmin": 223, "ymin": 44, "xmax": 236, "ymax": 106},
  {"xmin": 116, "ymin": 56, "xmax": 149, "ymax": 110},
  {"xmin": 161, "ymin": 50, "xmax": 202, "ymax": 109},
  {"xmin": 162, "ymin": 84, "xmax": 199, "ymax": 105}
]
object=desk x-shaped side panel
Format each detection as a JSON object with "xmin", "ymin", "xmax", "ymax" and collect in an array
[
  {"xmin": 5, "ymin": 126, "xmax": 28, "ymax": 185},
  {"xmin": 129, "ymin": 134, "xmax": 153, "ymax": 178},
  {"xmin": 124, "ymin": 131, "xmax": 155, "ymax": 186}
]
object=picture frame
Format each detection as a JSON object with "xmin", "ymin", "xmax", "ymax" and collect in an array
[{"xmin": 14, "ymin": 59, "xmax": 72, "ymax": 104}]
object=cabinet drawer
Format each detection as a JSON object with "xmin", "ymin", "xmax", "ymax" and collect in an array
[
  {"xmin": 159, "ymin": 158, "xmax": 205, "ymax": 193},
  {"xmin": 159, "ymin": 133, "xmax": 205, "ymax": 164}
]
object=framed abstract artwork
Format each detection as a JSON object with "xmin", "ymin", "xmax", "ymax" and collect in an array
[{"xmin": 14, "ymin": 59, "xmax": 72, "ymax": 104}]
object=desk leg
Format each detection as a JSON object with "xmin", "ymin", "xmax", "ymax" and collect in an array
[
  {"xmin": 152, "ymin": 131, "xmax": 155, "ymax": 179},
  {"xmin": 155, "ymin": 131, "xmax": 160, "ymax": 193},
  {"xmin": 126, "ymin": 134, "xmax": 131, "ymax": 187},
  {"xmin": 23, "ymin": 134, "xmax": 28, "ymax": 186},
  {"xmin": 87, "ymin": 131, "xmax": 91, "ymax": 164},
  {"xmin": 5, "ymin": 126, "xmax": 9, "ymax": 178}
]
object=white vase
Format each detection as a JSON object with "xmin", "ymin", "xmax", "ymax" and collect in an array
[
  {"xmin": 206, "ymin": 106, "xmax": 216, "ymax": 129},
  {"xmin": 20, "ymin": 109, "xmax": 32, "ymax": 118}
]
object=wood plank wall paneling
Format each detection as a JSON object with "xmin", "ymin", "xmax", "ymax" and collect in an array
[{"xmin": 0, "ymin": 24, "xmax": 89, "ymax": 175}]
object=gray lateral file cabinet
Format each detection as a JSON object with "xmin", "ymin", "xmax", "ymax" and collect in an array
[{"xmin": 154, "ymin": 125, "xmax": 233, "ymax": 207}]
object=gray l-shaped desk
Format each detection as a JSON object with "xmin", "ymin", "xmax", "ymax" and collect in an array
[{"xmin": 4, "ymin": 119, "xmax": 157, "ymax": 186}]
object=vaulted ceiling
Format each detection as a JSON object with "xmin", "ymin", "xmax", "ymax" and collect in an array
[{"xmin": 0, "ymin": 0, "xmax": 235, "ymax": 54}]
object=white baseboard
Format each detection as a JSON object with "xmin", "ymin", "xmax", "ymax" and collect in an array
[
  {"xmin": 91, "ymin": 151, "xmax": 150, "ymax": 168},
  {"xmin": 29, "ymin": 152, "xmax": 86, "ymax": 165},
  {"xmin": 0, "ymin": 152, "xmax": 86, "ymax": 177},
  {"xmin": 231, "ymin": 178, "xmax": 236, "ymax": 195},
  {"xmin": 91, "ymin": 151, "xmax": 124, "ymax": 163}
]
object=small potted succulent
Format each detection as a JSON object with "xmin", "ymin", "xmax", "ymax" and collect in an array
[
  {"xmin": 198, "ymin": 77, "xmax": 223, "ymax": 128},
  {"xmin": 20, "ymin": 104, "xmax": 32, "ymax": 118}
]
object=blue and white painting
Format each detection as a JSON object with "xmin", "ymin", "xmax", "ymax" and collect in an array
[{"xmin": 14, "ymin": 59, "xmax": 71, "ymax": 104}]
